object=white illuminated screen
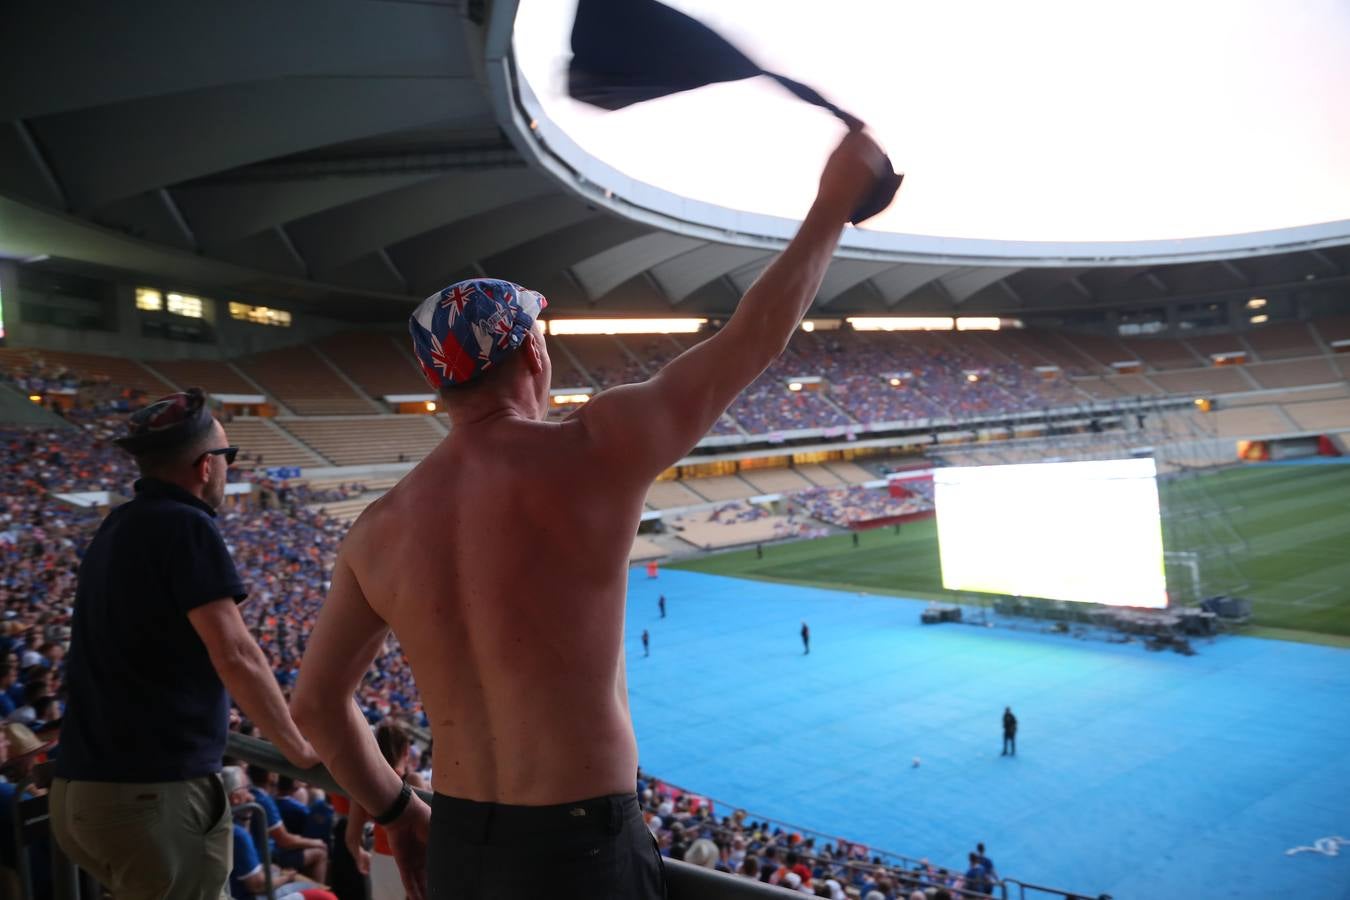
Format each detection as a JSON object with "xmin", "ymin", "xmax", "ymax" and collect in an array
[{"xmin": 934, "ymin": 458, "xmax": 1167, "ymax": 608}]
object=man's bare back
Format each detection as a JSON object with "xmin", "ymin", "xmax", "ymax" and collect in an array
[
  {"xmin": 344, "ymin": 413, "xmax": 646, "ymax": 804},
  {"xmin": 290, "ymin": 129, "xmax": 893, "ymax": 899}
]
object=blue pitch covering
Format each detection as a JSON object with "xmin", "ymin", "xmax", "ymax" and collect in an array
[{"xmin": 625, "ymin": 569, "xmax": 1350, "ymax": 899}]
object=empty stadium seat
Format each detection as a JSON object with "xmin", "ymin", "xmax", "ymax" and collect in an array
[
  {"xmin": 315, "ymin": 332, "xmax": 427, "ymax": 399},
  {"xmin": 151, "ymin": 358, "xmax": 259, "ymax": 396},
  {"xmin": 278, "ymin": 416, "xmax": 446, "ymax": 466},
  {"xmin": 236, "ymin": 345, "xmax": 376, "ymax": 415}
]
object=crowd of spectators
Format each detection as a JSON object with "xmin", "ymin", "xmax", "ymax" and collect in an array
[
  {"xmin": 0, "ymin": 355, "xmax": 1016, "ymax": 897},
  {"xmin": 638, "ymin": 771, "xmax": 1001, "ymax": 898},
  {"xmin": 3, "ymin": 329, "xmax": 1086, "ymax": 446},
  {"xmin": 792, "ymin": 485, "xmax": 931, "ymax": 528},
  {"xmin": 790, "ymin": 331, "xmax": 1079, "ymax": 428}
]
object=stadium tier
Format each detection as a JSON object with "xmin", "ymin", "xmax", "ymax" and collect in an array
[
  {"xmin": 313, "ymin": 332, "xmax": 426, "ymax": 399},
  {"xmin": 277, "ymin": 416, "xmax": 446, "ymax": 466},
  {"xmin": 235, "ymin": 345, "xmax": 377, "ymax": 416},
  {"xmin": 225, "ymin": 418, "xmax": 326, "ymax": 469},
  {"xmin": 148, "ymin": 357, "xmax": 258, "ymax": 396},
  {"xmin": 8, "ymin": 321, "xmax": 1348, "ymax": 446}
]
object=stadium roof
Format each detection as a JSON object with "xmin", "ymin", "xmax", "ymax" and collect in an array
[{"xmin": 2, "ymin": 1, "xmax": 1348, "ymax": 324}]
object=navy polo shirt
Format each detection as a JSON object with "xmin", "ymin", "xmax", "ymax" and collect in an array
[{"xmin": 56, "ymin": 478, "xmax": 246, "ymax": 783}]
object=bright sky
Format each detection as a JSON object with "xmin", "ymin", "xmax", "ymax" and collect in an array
[{"xmin": 514, "ymin": 0, "xmax": 1350, "ymax": 245}]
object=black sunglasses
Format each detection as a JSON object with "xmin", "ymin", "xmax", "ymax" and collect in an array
[{"xmin": 195, "ymin": 446, "xmax": 239, "ymax": 466}]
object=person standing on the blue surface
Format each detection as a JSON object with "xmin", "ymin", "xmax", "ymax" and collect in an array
[
  {"xmin": 975, "ymin": 842, "xmax": 995, "ymax": 879},
  {"xmin": 1002, "ymin": 707, "xmax": 1017, "ymax": 756},
  {"xmin": 658, "ymin": 594, "xmax": 666, "ymax": 618},
  {"xmin": 801, "ymin": 621, "xmax": 811, "ymax": 655},
  {"xmin": 641, "ymin": 629, "xmax": 650, "ymax": 658}
]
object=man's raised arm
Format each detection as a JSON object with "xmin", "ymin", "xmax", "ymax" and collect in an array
[{"xmin": 576, "ymin": 130, "xmax": 894, "ymax": 478}]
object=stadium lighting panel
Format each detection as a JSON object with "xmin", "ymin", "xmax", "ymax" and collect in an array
[
  {"xmin": 933, "ymin": 458, "xmax": 1168, "ymax": 608},
  {"xmin": 513, "ymin": 0, "xmax": 1350, "ymax": 261}
]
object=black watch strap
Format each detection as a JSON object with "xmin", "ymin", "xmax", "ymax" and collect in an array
[{"xmin": 372, "ymin": 780, "xmax": 413, "ymax": 826}]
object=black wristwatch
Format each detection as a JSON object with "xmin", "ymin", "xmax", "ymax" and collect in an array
[{"xmin": 372, "ymin": 781, "xmax": 413, "ymax": 826}]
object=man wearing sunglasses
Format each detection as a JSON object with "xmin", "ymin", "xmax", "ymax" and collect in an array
[{"xmin": 51, "ymin": 388, "xmax": 319, "ymax": 900}]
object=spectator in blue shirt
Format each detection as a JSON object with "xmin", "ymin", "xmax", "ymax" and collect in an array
[
  {"xmin": 223, "ymin": 766, "xmax": 335, "ymax": 900},
  {"xmin": 0, "ymin": 660, "xmax": 17, "ymax": 718},
  {"xmin": 245, "ymin": 765, "xmax": 329, "ymax": 884}
]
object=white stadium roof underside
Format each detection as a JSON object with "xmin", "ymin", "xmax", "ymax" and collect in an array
[{"xmin": 2, "ymin": 0, "xmax": 1348, "ymax": 324}]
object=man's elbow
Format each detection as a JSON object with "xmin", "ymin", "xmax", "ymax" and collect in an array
[
  {"xmin": 210, "ymin": 638, "xmax": 259, "ymax": 682},
  {"xmin": 288, "ymin": 685, "xmax": 329, "ymax": 733}
]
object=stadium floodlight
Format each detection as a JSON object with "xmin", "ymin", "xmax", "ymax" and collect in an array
[
  {"xmin": 847, "ymin": 317, "xmax": 954, "ymax": 332},
  {"xmin": 1246, "ymin": 298, "xmax": 1267, "ymax": 309},
  {"xmin": 955, "ymin": 317, "xmax": 1001, "ymax": 331},
  {"xmin": 1249, "ymin": 314, "xmax": 1269, "ymax": 325},
  {"xmin": 546, "ymin": 318, "xmax": 706, "ymax": 335}
]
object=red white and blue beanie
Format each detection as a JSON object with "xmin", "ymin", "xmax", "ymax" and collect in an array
[{"xmin": 408, "ymin": 278, "xmax": 548, "ymax": 389}]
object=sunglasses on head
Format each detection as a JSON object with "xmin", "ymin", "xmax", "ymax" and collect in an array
[{"xmin": 195, "ymin": 446, "xmax": 239, "ymax": 466}]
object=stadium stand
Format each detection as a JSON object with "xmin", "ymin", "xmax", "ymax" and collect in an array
[
  {"xmin": 1066, "ymin": 332, "xmax": 1135, "ymax": 370},
  {"xmin": 1098, "ymin": 372, "xmax": 1165, "ymax": 396},
  {"xmin": 682, "ymin": 476, "xmax": 760, "ymax": 502},
  {"xmin": 149, "ymin": 358, "xmax": 260, "ymax": 396},
  {"xmin": 822, "ymin": 461, "xmax": 879, "ymax": 485},
  {"xmin": 1243, "ymin": 356, "xmax": 1341, "ymax": 389},
  {"xmin": 235, "ymin": 345, "xmax": 377, "ymax": 415},
  {"xmin": 313, "ymin": 332, "xmax": 427, "ymax": 399},
  {"xmin": 1242, "ymin": 321, "xmax": 1322, "ymax": 360},
  {"xmin": 1148, "ymin": 365, "xmax": 1255, "ymax": 395},
  {"xmin": 793, "ymin": 485, "xmax": 931, "ymax": 527},
  {"xmin": 792, "ymin": 463, "xmax": 846, "ymax": 487},
  {"xmin": 1313, "ymin": 314, "xmax": 1350, "ymax": 345},
  {"xmin": 553, "ymin": 334, "xmax": 648, "ymax": 388},
  {"xmin": 669, "ymin": 503, "xmax": 806, "ymax": 550},
  {"xmin": 646, "ymin": 479, "xmax": 710, "ymax": 509},
  {"xmin": 1281, "ymin": 397, "xmax": 1350, "ymax": 432},
  {"xmin": 738, "ymin": 467, "xmax": 816, "ymax": 495},
  {"xmin": 1212, "ymin": 404, "xmax": 1299, "ymax": 438},
  {"xmin": 1008, "ymin": 331, "xmax": 1098, "ymax": 374},
  {"xmin": 1118, "ymin": 336, "xmax": 1205, "ymax": 370},
  {"xmin": 277, "ymin": 416, "xmax": 445, "ymax": 466},
  {"xmin": 1185, "ymin": 332, "xmax": 1248, "ymax": 360},
  {"xmin": 630, "ymin": 535, "xmax": 666, "ymax": 561},
  {"xmin": 1071, "ymin": 376, "xmax": 1126, "ymax": 400},
  {"xmin": 0, "ymin": 347, "xmax": 172, "ymax": 395},
  {"xmin": 227, "ymin": 418, "xmax": 327, "ymax": 468}
]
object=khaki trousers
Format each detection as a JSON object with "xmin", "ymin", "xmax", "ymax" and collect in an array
[{"xmin": 49, "ymin": 775, "xmax": 232, "ymax": 900}]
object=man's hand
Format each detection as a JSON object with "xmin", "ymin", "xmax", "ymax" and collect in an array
[
  {"xmin": 386, "ymin": 793, "xmax": 432, "ymax": 900},
  {"xmin": 817, "ymin": 129, "xmax": 889, "ymax": 217}
]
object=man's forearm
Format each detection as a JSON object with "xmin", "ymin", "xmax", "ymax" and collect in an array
[
  {"xmin": 727, "ymin": 193, "xmax": 854, "ymax": 356},
  {"xmin": 295, "ymin": 697, "xmax": 404, "ymax": 818},
  {"xmin": 217, "ymin": 645, "xmax": 311, "ymax": 760}
]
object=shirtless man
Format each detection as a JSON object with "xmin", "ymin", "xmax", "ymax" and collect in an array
[{"xmin": 290, "ymin": 129, "xmax": 893, "ymax": 899}]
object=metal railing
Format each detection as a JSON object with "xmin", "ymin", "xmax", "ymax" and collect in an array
[{"xmin": 632, "ymin": 775, "xmax": 1103, "ymax": 900}]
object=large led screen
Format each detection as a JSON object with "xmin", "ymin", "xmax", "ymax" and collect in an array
[{"xmin": 934, "ymin": 458, "xmax": 1167, "ymax": 608}]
